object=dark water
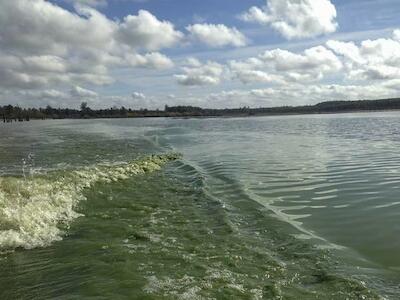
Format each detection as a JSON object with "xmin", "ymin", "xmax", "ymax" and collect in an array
[{"xmin": 1, "ymin": 113, "xmax": 400, "ymax": 299}]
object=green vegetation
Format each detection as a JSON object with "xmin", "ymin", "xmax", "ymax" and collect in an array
[{"xmin": 2, "ymin": 98, "xmax": 400, "ymax": 122}]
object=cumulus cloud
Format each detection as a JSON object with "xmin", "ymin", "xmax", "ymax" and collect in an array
[
  {"xmin": 240, "ymin": 0, "xmax": 338, "ymax": 39},
  {"xmin": 394, "ymin": 29, "xmax": 400, "ymax": 41},
  {"xmin": 2, "ymin": 0, "xmax": 399, "ymax": 110},
  {"xmin": 229, "ymin": 46, "xmax": 342, "ymax": 84},
  {"xmin": 186, "ymin": 24, "xmax": 247, "ymax": 48},
  {"xmin": 217, "ymin": 30, "xmax": 400, "ymax": 107},
  {"xmin": 19, "ymin": 89, "xmax": 70, "ymax": 101},
  {"xmin": 327, "ymin": 31, "xmax": 400, "ymax": 81},
  {"xmin": 70, "ymin": 86, "xmax": 98, "ymax": 98},
  {"xmin": 203, "ymin": 82, "xmax": 399, "ymax": 109},
  {"xmin": 175, "ymin": 59, "xmax": 224, "ymax": 86},
  {"xmin": 68, "ymin": 0, "xmax": 107, "ymax": 6},
  {"xmin": 65, "ymin": 0, "xmax": 149, "ymax": 7},
  {"xmin": 132, "ymin": 92, "xmax": 146, "ymax": 100},
  {"xmin": 122, "ymin": 52, "xmax": 174, "ymax": 69},
  {"xmin": 383, "ymin": 79, "xmax": 400, "ymax": 91},
  {"xmin": 118, "ymin": 10, "xmax": 184, "ymax": 51},
  {"xmin": 0, "ymin": 0, "xmax": 180, "ymax": 93}
]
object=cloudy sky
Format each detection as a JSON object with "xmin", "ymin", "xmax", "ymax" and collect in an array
[{"xmin": 1, "ymin": 0, "xmax": 400, "ymax": 109}]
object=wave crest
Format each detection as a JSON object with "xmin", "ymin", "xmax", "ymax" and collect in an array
[{"xmin": 0, "ymin": 153, "xmax": 181, "ymax": 250}]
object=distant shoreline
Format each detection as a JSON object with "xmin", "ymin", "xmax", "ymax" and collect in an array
[
  {"xmin": 2, "ymin": 97, "xmax": 400, "ymax": 122},
  {"xmin": 170, "ymin": 108, "xmax": 400, "ymax": 119}
]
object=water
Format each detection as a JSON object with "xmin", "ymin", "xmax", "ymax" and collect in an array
[{"xmin": 0, "ymin": 113, "xmax": 400, "ymax": 299}]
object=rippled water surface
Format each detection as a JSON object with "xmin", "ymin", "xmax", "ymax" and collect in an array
[{"xmin": 1, "ymin": 113, "xmax": 400, "ymax": 299}]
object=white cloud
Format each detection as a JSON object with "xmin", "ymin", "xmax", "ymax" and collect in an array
[
  {"xmin": 132, "ymin": 92, "xmax": 146, "ymax": 100},
  {"xmin": 175, "ymin": 60, "xmax": 224, "ymax": 86},
  {"xmin": 327, "ymin": 34, "xmax": 400, "ymax": 81},
  {"xmin": 183, "ymin": 57, "xmax": 202, "ymax": 67},
  {"xmin": 2, "ymin": 1, "xmax": 400, "ymax": 110},
  {"xmin": 186, "ymin": 24, "xmax": 247, "ymax": 48},
  {"xmin": 123, "ymin": 52, "xmax": 174, "ymax": 69},
  {"xmin": 0, "ymin": 2, "xmax": 115, "ymax": 56},
  {"xmin": 69, "ymin": 0, "xmax": 107, "ymax": 6},
  {"xmin": 70, "ymin": 86, "xmax": 98, "ymax": 98},
  {"xmin": 62, "ymin": 0, "xmax": 104, "ymax": 6},
  {"xmin": 19, "ymin": 89, "xmax": 70, "ymax": 100},
  {"xmin": 262, "ymin": 46, "xmax": 342, "ymax": 73},
  {"xmin": 0, "ymin": 0, "xmax": 180, "ymax": 92},
  {"xmin": 65, "ymin": 0, "xmax": 149, "ymax": 7},
  {"xmin": 204, "ymin": 82, "xmax": 398, "ymax": 109},
  {"xmin": 240, "ymin": 0, "xmax": 338, "ymax": 39},
  {"xmin": 383, "ymin": 79, "xmax": 400, "ymax": 91},
  {"xmin": 326, "ymin": 40, "xmax": 364, "ymax": 64},
  {"xmin": 240, "ymin": 7, "xmax": 270, "ymax": 25},
  {"xmin": 117, "ymin": 10, "xmax": 184, "ymax": 51},
  {"xmin": 232, "ymin": 70, "xmax": 285, "ymax": 85},
  {"xmin": 229, "ymin": 45, "xmax": 342, "ymax": 84},
  {"xmin": 394, "ymin": 29, "xmax": 400, "ymax": 41},
  {"xmin": 40, "ymin": 89, "xmax": 70, "ymax": 99}
]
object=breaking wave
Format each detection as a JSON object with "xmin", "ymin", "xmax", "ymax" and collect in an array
[{"xmin": 0, "ymin": 153, "xmax": 181, "ymax": 250}]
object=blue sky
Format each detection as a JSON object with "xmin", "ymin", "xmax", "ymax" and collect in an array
[{"xmin": 1, "ymin": 0, "xmax": 400, "ymax": 109}]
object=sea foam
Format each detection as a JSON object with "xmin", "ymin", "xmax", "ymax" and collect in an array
[{"xmin": 0, "ymin": 153, "xmax": 180, "ymax": 250}]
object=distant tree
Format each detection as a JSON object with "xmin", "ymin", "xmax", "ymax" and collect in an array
[
  {"xmin": 80, "ymin": 102, "xmax": 88, "ymax": 111},
  {"xmin": 80, "ymin": 102, "xmax": 93, "ymax": 118},
  {"xmin": 45, "ymin": 105, "xmax": 53, "ymax": 117},
  {"xmin": 3, "ymin": 97, "xmax": 400, "ymax": 122}
]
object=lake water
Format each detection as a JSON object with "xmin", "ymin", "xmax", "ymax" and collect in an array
[{"xmin": 1, "ymin": 112, "xmax": 400, "ymax": 299}]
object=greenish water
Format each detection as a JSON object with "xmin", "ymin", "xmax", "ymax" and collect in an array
[{"xmin": 1, "ymin": 113, "xmax": 400, "ymax": 299}]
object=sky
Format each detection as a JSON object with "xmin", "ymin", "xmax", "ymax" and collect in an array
[{"xmin": 1, "ymin": 0, "xmax": 400, "ymax": 109}]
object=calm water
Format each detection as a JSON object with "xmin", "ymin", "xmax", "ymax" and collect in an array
[{"xmin": 1, "ymin": 113, "xmax": 400, "ymax": 299}]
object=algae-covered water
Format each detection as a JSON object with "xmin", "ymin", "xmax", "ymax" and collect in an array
[{"xmin": 1, "ymin": 113, "xmax": 400, "ymax": 299}]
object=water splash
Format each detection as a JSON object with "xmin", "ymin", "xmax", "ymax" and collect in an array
[
  {"xmin": 0, "ymin": 153, "xmax": 181, "ymax": 250},
  {"xmin": 21, "ymin": 152, "xmax": 35, "ymax": 179}
]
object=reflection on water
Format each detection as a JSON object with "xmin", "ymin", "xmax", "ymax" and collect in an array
[{"xmin": 1, "ymin": 113, "xmax": 400, "ymax": 298}]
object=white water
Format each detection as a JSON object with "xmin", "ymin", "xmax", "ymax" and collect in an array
[{"xmin": 0, "ymin": 154, "xmax": 180, "ymax": 250}]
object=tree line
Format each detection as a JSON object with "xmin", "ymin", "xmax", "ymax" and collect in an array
[{"xmin": 2, "ymin": 98, "xmax": 400, "ymax": 122}]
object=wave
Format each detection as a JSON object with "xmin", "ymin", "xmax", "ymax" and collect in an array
[
  {"xmin": 144, "ymin": 158, "xmax": 385, "ymax": 299},
  {"xmin": 0, "ymin": 153, "xmax": 181, "ymax": 250}
]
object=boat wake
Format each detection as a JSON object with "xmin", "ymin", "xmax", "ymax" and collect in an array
[{"xmin": 0, "ymin": 153, "xmax": 181, "ymax": 250}]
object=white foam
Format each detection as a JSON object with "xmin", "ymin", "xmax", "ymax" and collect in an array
[{"xmin": 0, "ymin": 154, "xmax": 180, "ymax": 250}]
